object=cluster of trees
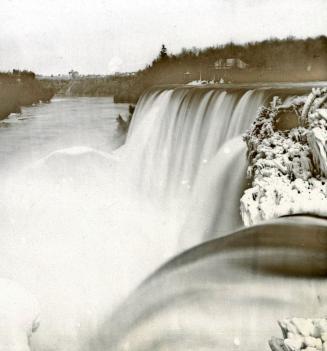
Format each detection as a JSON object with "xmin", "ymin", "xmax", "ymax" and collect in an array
[
  {"xmin": 42, "ymin": 75, "xmax": 137, "ymax": 102},
  {"xmin": 0, "ymin": 69, "xmax": 36, "ymax": 82},
  {"xmin": 0, "ymin": 70, "xmax": 54, "ymax": 119},
  {"xmin": 173, "ymin": 36, "xmax": 326, "ymax": 70},
  {"xmin": 114, "ymin": 35, "xmax": 327, "ymax": 102}
]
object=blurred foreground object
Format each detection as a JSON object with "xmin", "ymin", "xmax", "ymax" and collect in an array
[{"xmin": 92, "ymin": 216, "xmax": 327, "ymax": 351}]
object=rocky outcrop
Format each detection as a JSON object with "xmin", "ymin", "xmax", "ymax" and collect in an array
[
  {"xmin": 240, "ymin": 88, "xmax": 327, "ymax": 226},
  {"xmin": 116, "ymin": 104, "xmax": 135, "ymax": 134}
]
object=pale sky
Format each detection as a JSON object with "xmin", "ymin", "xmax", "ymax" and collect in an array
[{"xmin": 0, "ymin": 0, "xmax": 326, "ymax": 75}]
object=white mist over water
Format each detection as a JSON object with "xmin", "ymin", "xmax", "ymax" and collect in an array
[
  {"xmin": 0, "ymin": 87, "xmax": 310, "ymax": 350},
  {"xmin": 0, "ymin": 96, "xmax": 180, "ymax": 350}
]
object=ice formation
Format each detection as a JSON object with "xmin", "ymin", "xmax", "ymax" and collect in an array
[
  {"xmin": 269, "ymin": 318, "xmax": 327, "ymax": 351},
  {"xmin": 240, "ymin": 88, "xmax": 327, "ymax": 226}
]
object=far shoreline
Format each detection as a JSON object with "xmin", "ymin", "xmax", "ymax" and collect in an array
[{"xmin": 0, "ymin": 71, "xmax": 54, "ymax": 120}]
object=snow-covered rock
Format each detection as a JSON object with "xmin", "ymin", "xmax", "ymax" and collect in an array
[
  {"xmin": 270, "ymin": 318, "xmax": 327, "ymax": 351},
  {"xmin": 241, "ymin": 88, "xmax": 327, "ymax": 225}
]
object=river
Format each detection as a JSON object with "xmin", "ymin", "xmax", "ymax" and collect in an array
[{"xmin": 0, "ymin": 97, "xmax": 128, "ymax": 173}]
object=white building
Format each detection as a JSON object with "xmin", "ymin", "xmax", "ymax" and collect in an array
[{"xmin": 68, "ymin": 70, "xmax": 79, "ymax": 79}]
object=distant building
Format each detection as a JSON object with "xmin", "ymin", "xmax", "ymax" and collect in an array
[
  {"xmin": 214, "ymin": 58, "xmax": 249, "ymax": 70},
  {"xmin": 114, "ymin": 72, "xmax": 136, "ymax": 77},
  {"xmin": 69, "ymin": 70, "xmax": 79, "ymax": 79}
]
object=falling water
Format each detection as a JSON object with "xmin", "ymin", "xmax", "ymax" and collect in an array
[
  {"xmin": 125, "ymin": 87, "xmax": 289, "ymax": 201},
  {"xmin": 0, "ymin": 85, "xmax": 315, "ymax": 350},
  {"xmin": 122, "ymin": 86, "xmax": 305, "ymax": 246}
]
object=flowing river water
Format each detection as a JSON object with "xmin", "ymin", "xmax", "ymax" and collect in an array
[{"xmin": 0, "ymin": 97, "xmax": 128, "ymax": 173}]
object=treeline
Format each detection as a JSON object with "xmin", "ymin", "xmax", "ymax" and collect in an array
[
  {"xmin": 44, "ymin": 36, "xmax": 327, "ymax": 103},
  {"xmin": 0, "ymin": 70, "xmax": 54, "ymax": 119},
  {"xmin": 0, "ymin": 69, "xmax": 36, "ymax": 81},
  {"xmin": 114, "ymin": 35, "xmax": 327, "ymax": 102},
  {"xmin": 41, "ymin": 75, "xmax": 136, "ymax": 103}
]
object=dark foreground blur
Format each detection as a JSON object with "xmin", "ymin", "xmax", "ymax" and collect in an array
[{"xmin": 92, "ymin": 216, "xmax": 327, "ymax": 351}]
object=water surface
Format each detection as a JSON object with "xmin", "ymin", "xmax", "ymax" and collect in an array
[{"xmin": 0, "ymin": 96, "xmax": 128, "ymax": 173}]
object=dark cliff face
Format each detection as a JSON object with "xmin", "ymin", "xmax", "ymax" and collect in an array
[{"xmin": 0, "ymin": 74, "xmax": 54, "ymax": 119}]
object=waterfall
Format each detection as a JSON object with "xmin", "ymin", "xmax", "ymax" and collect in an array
[
  {"xmin": 122, "ymin": 86, "xmax": 303, "ymax": 248},
  {"xmin": 92, "ymin": 85, "xmax": 327, "ymax": 351},
  {"xmin": 126, "ymin": 87, "xmax": 271, "ymax": 199},
  {"xmin": 0, "ymin": 84, "xmax": 312, "ymax": 350}
]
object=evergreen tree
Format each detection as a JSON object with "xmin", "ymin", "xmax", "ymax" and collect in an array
[{"xmin": 159, "ymin": 44, "xmax": 168, "ymax": 60}]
